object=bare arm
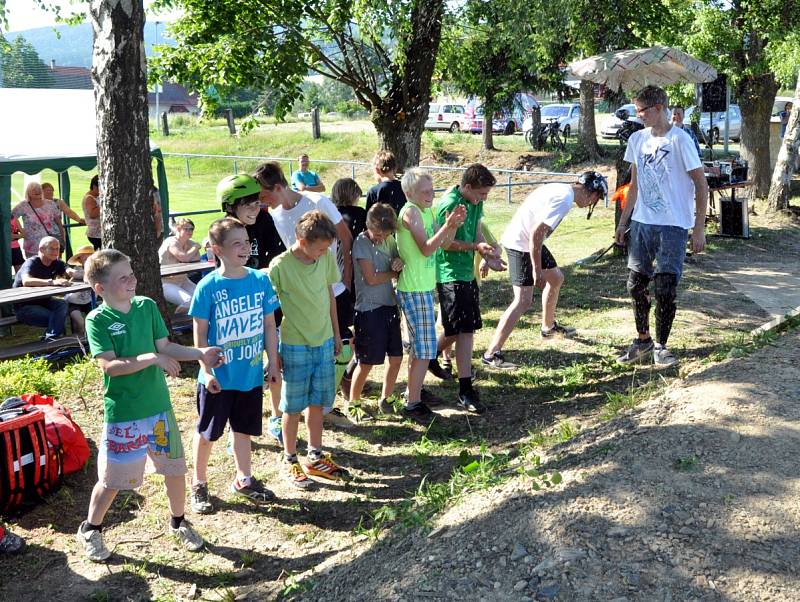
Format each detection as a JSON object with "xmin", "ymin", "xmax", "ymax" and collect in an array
[
  {"xmin": 57, "ymin": 199, "xmax": 85, "ymax": 224},
  {"xmin": 615, "ymin": 164, "xmax": 638, "ymax": 244},
  {"xmin": 263, "ymin": 312, "xmax": 280, "ymax": 383},
  {"xmin": 444, "ymin": 216, "xmax": 495, "ymax": 256},
  {"xmin": 168, "ymin": 240, "xmax": 201, "ymax": 263},
  {"xmin": 155, "ymin": 336, "xmax": 223, "ymax": 370},
  {"xmin": 688, "ymin": 167, "xmax": 708, "ymax": 253},
  {"xmin": 95, "ymin": 349, "xmax": 180, "ymax": 378},
  {"xmin": 403, "ymin": 205, "xmax": 463, "ymax": 257},
  {"xmin": 528, "ymin": 222, "xmax": 553, "ymax": 288},
  {"xmin": 83, "ymin": 194, "xmax": 100, "ymax": 219},
  {"xmin": 329, "ymin": 285, "xmax": 342, "ymax": 355},
  {"xmin": 335, "ymin": 219, "xmax": 353, "ymax": 289},
  {"xmin": 357, "ymin": 257, "xmax": 396, "ymax": 286}
]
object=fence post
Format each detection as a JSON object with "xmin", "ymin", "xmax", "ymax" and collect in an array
[
  {"xmin": 160, "ymin": 111, "xmax": 169, "ymax": 136},
  {"xmin": 288, "ymin": 160, "xmax": 293, "ymax": 177},
  {"xmin": 233, "ymin": 160, "xmax": 238, "ymax": 175},
  {"xmin": 185, "ymin": 156, "xmax": 191, "ymax": 178},
  {"xmin": 311, "ymin": 108, "xmax": 321, "ymax": 139},
  {"xmin": 225, "ymin": 108, "xmax": 236, "ymax": 135},
  {"xmin": 351, "ymin": 162, "xmax": 356, "ymax": 179},
  {"xmin": 507, "ymin": 173, "xmax": 513, "ymax": 204}
]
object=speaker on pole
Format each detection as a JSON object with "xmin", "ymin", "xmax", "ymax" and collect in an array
[{"xmin": 699, "ymin": 75, "xmax": 727, "ymax": 113}]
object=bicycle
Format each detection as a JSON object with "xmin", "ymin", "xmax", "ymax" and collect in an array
[{"xmin": 525, "ymin": 119, "xmax": 565, "ymax": 152}]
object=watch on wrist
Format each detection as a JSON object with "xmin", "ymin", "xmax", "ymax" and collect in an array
[{"xmin": 48, "ymin": 278, "xmax": 54, "ymax": 286}]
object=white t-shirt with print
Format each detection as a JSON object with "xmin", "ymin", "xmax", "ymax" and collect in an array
[
  {"xmin": 270, "ymin": 192, "xmax": 345, "ymax": 296},
  {"xmin": 500, "ymin": 183, "xmax": 574, "ymax": 252},
  {"xmin": 624, "ymin": 125, "xmax": 703, "ymax": 229}
]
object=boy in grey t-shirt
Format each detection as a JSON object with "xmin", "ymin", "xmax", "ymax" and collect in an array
[{"xmin": 349, "ymin": 203, "xmax": 404, "ymax": 417}]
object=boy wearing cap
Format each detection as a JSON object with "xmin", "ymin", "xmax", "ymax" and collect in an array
[{"xmin": 482, "ymin": 172, "xmax": 608, "ymax": 369}]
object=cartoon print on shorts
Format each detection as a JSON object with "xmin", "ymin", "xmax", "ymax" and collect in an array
[{"xmin": 151, "ymin": 418, "xmax": 170, "ymax": 455}]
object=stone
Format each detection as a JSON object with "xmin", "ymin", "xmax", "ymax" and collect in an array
[
  {"xmin": 533, "ymin": 558, "xmax": 556, "ymax": 573},
  {"xmin": 607, "ymin": 526, "xmax": 628, "ymax": 537},
  {"xmin": 511, "ymin": 543, "xmax": 529, "ymax": 561},
  {"xmin": 514, "ymin": 579, "xmax": 528, "ymax": 591},
  {"xmin": 535, "ymin": 582, "xmax": 561, "ymax": 600}
]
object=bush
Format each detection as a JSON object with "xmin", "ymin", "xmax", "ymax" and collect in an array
[
  {"xmin": 0, "ymin": 356, "xmax": 99, "ymax": 401},
  {"xmin": 212, "ymin": 101, "xmax": 255, "ymax": 119}
]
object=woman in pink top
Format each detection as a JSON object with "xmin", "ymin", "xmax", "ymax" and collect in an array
[{"xmin": 11, "ymin": 182, "xmax": 65, "ymax": 258}]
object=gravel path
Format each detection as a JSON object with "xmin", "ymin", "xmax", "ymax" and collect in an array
[{"xmin": 305, "ymin": 329, "xmax": 800, "ymax": 601}]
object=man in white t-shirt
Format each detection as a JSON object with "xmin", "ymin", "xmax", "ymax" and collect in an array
[
  {"xmin": 481, "ymin": 172, "xmax": 607, "ymax": 370},
  {"xmin": 615, "ymin": 85, "xmax": 708, "ymax": 368},
  {"xmin": 253, "ymin": 162, "xmax": 355, "ymax": 428}
]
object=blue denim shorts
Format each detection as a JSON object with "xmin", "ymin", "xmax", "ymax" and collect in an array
[
  {"xmin": 279, "ymin": 337, "xmax": 335, "ymax": 414},
  {"xmin": 627, "ymin": 221, "xmax": 689, "ymax": 281}
]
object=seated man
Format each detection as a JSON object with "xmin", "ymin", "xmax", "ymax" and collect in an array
[
  {"xmin": 13, "ymin": 236, "xmax": 77, "ymax": 341},
  {"xmin": 291, "ymin": 153, "xmax": 326, "ymax": 193}
]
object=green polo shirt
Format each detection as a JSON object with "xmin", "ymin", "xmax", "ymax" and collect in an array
[{"xmin": 435, "ymin": 186, "xmax": 483, "ymax": 283}]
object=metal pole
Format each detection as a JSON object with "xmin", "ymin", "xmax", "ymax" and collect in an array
[
  {"xmin": 352, "ymin": 162, "xmax": 356, "ymax": 179},
  {"xmin": 233, "ymin": 160, "xmax": 238, "ymax": 175},
  {"xmin": 724, "ymin": 86, "xmax": 731, "ymax": 154},
  {"xmin": 185, "ymin": 156, "xmax": 191, "ymax": 178},
  {"xmin": 507, "ymin": 173, "xmax": 512, "ymax": 204}
]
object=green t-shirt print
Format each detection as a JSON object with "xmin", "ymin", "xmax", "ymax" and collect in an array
[
  {"xmin": 435, "ymin": 186, "xmax": 483, "ymax": 283},
  {"xmin": 86, "ymin": 296, "xmax": 172, "ymax": 423}
]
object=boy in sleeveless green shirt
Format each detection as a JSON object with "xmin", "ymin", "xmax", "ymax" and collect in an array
[{"xmin": 396, "ymin": 168, "xmax": 465, "ymax": 419}]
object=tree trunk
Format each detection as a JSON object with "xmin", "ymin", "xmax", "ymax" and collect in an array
[
  {"xmin": 90, "ymin": 0, "xmax": 168, "ymax": 318},
  {"xmin": 736, "ymin": 73, "xmax": 779, "ymax": 198},
  {"xmin": 766, "ymin": 78, "xmax": 800, "ymax": 212},
  {"xmin": 369, "ymin": 0, "xmax": 444, "ymax": 169},
  {"xmin": 482, "ymin": 100, "xmax": 495, "ymax": 151},
  {"xmin": 579, "ymin": 80, "xmax": 601, "ymax": 160}
]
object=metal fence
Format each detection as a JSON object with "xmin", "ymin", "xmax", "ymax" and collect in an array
[{"xmin": 161, "ymin": 152, "xmax": 592, "ymax": 220}]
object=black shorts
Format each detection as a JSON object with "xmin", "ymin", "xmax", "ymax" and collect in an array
[
  {"xmin": 506, "ymin": 246, "xmax": 557, "ymax": 287},
  {"xmin": 88, "ymin": 237, "xmax": 102, "ymax": 251},
  {"xmin": 196, "ymin": 384, "xmax": 263, "ymax": 441},
  {"xmin": 335, "ymin": 288, "xmax": 354, "ymax": 339},
  {"xmin": 11, "ymin": 247, "xmax": 23, "ymax": 268},
  {"xmin": 437, "ymin": 280, "xmax": 482, "ymax": 336},
  {"xmin": 69, "ymin": 302, "xmax": 93, "ymax": 314},
  {"xmin": 354, "ymin": 305, "xmax": 403, "ymax": 364}
]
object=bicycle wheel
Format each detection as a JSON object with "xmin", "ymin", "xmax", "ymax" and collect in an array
[
  {"xmin": 552, "ymin": 129, "xmax": 565, "ymax": 152},
  {"xmin": 524, "ymin": 129, "xmax": 535, "ymax": 148}
]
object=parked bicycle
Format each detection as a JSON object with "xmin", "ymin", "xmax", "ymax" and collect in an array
[{"xmin": 525, "ymin": 118, "xmax": 565, "ymax": 151}]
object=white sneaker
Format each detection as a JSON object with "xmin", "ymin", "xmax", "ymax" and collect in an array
[
  {"xmin": 76, "ymin": 521, "xmax": 111, "ymax": 562},
  {"xmin": 170, "ymin": 519, "xmax": 204, "ymax": 552},
  {"xmin": 653, "ymin": 344, "xmax": 678, "ymax": 368},
  {"xmin": 323, "ymin": 408, "xmax": 354, "ymax": 429}
]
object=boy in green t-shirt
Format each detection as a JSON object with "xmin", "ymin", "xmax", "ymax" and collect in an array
[
  {"xmin": 395, "ymin": 168, "xmax": 465, "ymax": 419},
  {"xmin": 429, "ymin": 164, "xmax": 502, "ymax": 415},
  {"xmin": 268, "ymin": 210, "xmax": 350, "ymax": 489},
  {"xmin": 77, "ymin": 249, "xmax": 224, "ymax": 563}
]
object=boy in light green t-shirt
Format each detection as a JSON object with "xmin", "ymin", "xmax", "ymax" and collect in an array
[
  {"xmin": 77, "ymin": 249, "xmax": 224, "ymax": 563},
  {"xmin": 395, "ymin": 167, "xmax": 465, "ymax": 420}
]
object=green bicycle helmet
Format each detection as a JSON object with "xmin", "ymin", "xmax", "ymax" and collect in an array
[{"xmin": 216, "ymin": 174, "xmax": 262, "ymax": 211}]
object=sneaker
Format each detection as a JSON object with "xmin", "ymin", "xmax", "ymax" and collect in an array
[
  {"xmin": 76, "ymin": 521, "xmax": 111, "ymax": 562},
  {"xmin": 617, "ymin": 338, "xmax": 655, "ymax": 365},
  {"xmin": 481, "ymin": 351, "xmax": 517, "ymax": 370},
  {"xmin": 231, "ymin": 477, "xmax": 276, "ymax": 504},
  {"xmin": 441, "ymin": 358, "xmax": 454, "ymax": 377},
  {"xmin": 402, "ymin": 401, "xmax": 434, "ymax": 421},
  {"xmin": 427, "ymin": 359, "xmax": 452, "ymax": 381},
  {"xmin": 653, "ymin": 344, "xmax": 678, "ymax": 368},
  {"xmin": 403, "ymin": 388, "xmax": 445, "ymax": 407},
  {"xmin": 169, "ymin": 519, "xmax": 204, "ymax": 552},
  {"xmin": 457, "ymin": 390, "xmax": 486, "ymax": 415},
  {"xmin": 0, "ymin": 528, "xmax": 24, "ymax": 555},
  {"xmin": 378, "ymin": 397, "xmax": 397, "ymax": 414},
  {"xmin": 541, "ymin": 321, "xmax": 576, "ymax": 338},
  {"xmin": 286, "ymin": 460, "xmax": 314, "ymax": 490},
  {"xmin": 305, "ymin": 452, "xmax": 351, "ymax": 482},
  {"xmin": 324, "ymin": 408, "xmax": 355, "ymax": 429},
  {"xmin": 190, "ymin": 482, "xmax": 214, "ymax": 514},
  {"xmin": 267, "ymin": 416, "xmax": 283, "ymax": 445}
]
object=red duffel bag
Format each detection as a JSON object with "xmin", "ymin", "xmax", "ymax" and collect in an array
[{"xmin": 21, "ymin": 394, "xmax": 90, "ymax": 475}]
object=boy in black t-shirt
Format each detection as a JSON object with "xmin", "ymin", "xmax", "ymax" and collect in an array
[{"xmin": 365, "ymin": 150, "xmax": 407, "ymax": 215}]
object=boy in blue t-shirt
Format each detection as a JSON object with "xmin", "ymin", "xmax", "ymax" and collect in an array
[{"xmin": 189, "ymin": 196, "xmax": 281, "ymax": 513}]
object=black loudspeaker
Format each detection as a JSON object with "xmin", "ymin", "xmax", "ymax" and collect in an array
[
  {"xmin": 700, "ymin": 75, "xmax": 727, "ymax": 113},
  {"xmin": 720, "ymin": 197, "xmax": 747, "ymax": 237}
]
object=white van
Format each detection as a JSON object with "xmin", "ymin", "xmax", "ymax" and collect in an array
[{"xmin": 425, "ymin": 103, "xmax": 467, "ymax": 132}]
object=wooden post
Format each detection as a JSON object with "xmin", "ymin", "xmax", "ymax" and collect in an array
[
  {"xmin": 225, "ymin": 108, "xmax": 236, "ymax": 135},
  {"xmin": 312, "ymin": 108, "xmax": 321, "ymax": 139},
  {"xmin": 160, "ymin": 111, "xmax": 169, "ymax": 136}
]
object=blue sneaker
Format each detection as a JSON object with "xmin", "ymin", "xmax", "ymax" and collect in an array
[{"xmin": 267, "ymin": 416, "xmax": 283, "ymax": 445}]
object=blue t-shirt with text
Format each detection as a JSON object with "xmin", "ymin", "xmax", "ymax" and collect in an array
[{"xmin": 189, "ymin": 268, "xmax": 279, "ymax": 391}]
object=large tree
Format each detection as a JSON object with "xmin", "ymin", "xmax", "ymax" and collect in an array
[
  {"xmin": 153, "ymin": 0, "xmax": 445, "ymax": 169},
  {"xmin": 766, "ymin": 75, "xmax": 799, "ymax": 211},
  {"xmin": 680, "ymin": 1, "xmax": 800, "ymax": 198},
  {"xmin": 90, "ymin": 0, "xmax": 165, "ymax": 312},
  {"xmin": 0, "ymin": 35, "xmax": 54, "ymax": 88}
]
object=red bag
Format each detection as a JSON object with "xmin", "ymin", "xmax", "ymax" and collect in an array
[
  {"xmin": 0, "ymin": 406, "xmax": 63, "ymax": 514},
  {"xmin": 21, "ymin": 394, "xmax": 90, "ymax": 476}
]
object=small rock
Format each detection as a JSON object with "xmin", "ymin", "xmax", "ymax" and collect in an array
[
  {"xmin": 523, "ymin": 555, "xmax": 534, "ymax": 564},
  {"xmin": 476, "ymin": 560, "xmax": 483, "ymax": 569},
  {"xmin": 607, "ymin": 526, "xmax": 628, "ymax": 537},
  {"xmin": 533, "ymin": 558, "xmax": 556, "ymax": 574},
  {"xmin": 729, "ymin": 432, "xmax": 740, "ymax": 443},
  {"xmin": 514, "ymin": 579, "xmax": 528, "ymax": 591},
  {"xmin": 556, "ymin": 548, "xmax": 586, "ymax": 562},
  {"xmin": 493, "ymin": 581, "xmax": 501, "ymax": 589},
  {"xmin": 535, "ymin": 582, "xmax": 561, "ymax": 600},
  {"xmin": 511, "ymin": 543, "xmax": 529, "ymax": 561}
]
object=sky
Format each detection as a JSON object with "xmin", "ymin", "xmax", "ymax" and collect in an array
[{"xmin": 3, "ymin": 0, "xmax": 180, "ymax": 33}]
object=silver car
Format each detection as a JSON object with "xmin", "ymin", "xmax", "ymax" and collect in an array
[
  {"xmin": 695, "ymin": 104, "xmax": 742, "ymax": 142},
  {"xmin": 523, "ymin": 103, "xmax": 581, "ymax": 139},
  {"xmin": 600, "ymin": 103, "xmax": 641, "ymax": 139}
]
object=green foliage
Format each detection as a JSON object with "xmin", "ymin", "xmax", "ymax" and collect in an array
[
  {"xmin": 0, "ymin": 356, "xmax": 98, "ymax": 401},
  {"xmin": 0, "ymin": 35, "xmax": 54, "ymax": 88},
  {"xmin": 673, "ymin": 455, "xmax": 700, "ymax": 472}
]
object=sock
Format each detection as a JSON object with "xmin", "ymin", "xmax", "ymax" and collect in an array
[
  {"xmin": 170, "ymin": 515, "xmax": 184, "ymax": 529},
  {"xmin": 237, "ymin": 475, "xmax": 252, "ymax": 488},
  {"xmin": 284, "ymin": 452, "xmax": 298, "ymax": 463},
  {"xmin": 308, "ymin": 447, "xmax": 322, "ymax": 461},
  {"xmin": 82, "ymin": 521, "xmax": 102, "ymax": 533},
  {"xmin": 459, "ymin": 377, "xmax": 472, "ymax": 395}
]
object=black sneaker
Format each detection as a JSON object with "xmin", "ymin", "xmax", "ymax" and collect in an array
[
  {"xmin": 457, "ymin": 390, "xmax": 486, "ymax": 415},
  {"xmin": 190, "ymin": 482, "xmax": 214, "ymax": 514},
  {"xmin": 441, "ymin": 358, "xmax": 454, "ymax": 378},
  {"xmin": 230, "ymin": 477, "xmax": 276, "ymax": 504},
  {"xmin": 427, "ymin": 359, "xmax": 452, "ymax": 380},
  {"xmin": 403, "ymin": 388, "xmax": 445, "ymax": 407},
  {"xmin": 617, "ymin": 337, "xmax": 655, "ymax": 364},
  {"xmin": 480, "ymin": 351, "xmax": 517, "ymax": 370},
  {"xmin": 541, "ymin": 321, "xmax": 576, "ymax": 338},
  {"xmin": 402, "ymin": 402, "xmax": 434, "ymax": 421},
  {"xmin": 378, "ymin": 397, "xmax": 397, "ymax": 414}
]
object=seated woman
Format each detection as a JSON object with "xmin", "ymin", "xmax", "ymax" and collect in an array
[
  {"xmin": 158, "ymin": 217, "xmax": 201, "ymax": 313},
  {"xmin": 12, "ymin": 236, "xmax": 76, "ymax": 341}
]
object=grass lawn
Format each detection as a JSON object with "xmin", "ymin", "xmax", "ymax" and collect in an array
[{"xmin": 0, "ymin": 118, "xmax": 792, "ymax": 600}]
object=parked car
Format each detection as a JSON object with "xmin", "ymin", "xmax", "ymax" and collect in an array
[
  {"xmin": 466, "ymin": 94, "xmax": 540, "ymax": 135},
  {"xmin": 425, "ymin": 103, "xmax": 467, "ymax": 132},
  {"xmin": 696, "ymin": 104, "xmax": 742, "ymax": 142},
  {"xmin": 600, "ymin": 103, "xmax": 640, "ymax": 139},
  {"xmin": 523, "ymin": 103, "xmax": 581, "ymax": 139},
  {"xmin": 771, "ymin": 96, "xmax": 794, "ymax": 124}
]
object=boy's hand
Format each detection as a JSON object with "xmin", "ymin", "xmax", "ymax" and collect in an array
[
  {"xmin": 486, "ymin": 256, "xmax": 507, "ymax": 272},
  {"xmin": 476, "ymin": 242, "xmax": 495, "ymax": 258},
  {"xmin": 199, "ymin": 346, "xmax": 225, "ymax": 370},
  {"xmin": 266, "ymin": 355, "xmax": 282, "ymax": 384},
  {"xmin": 479, "ymin": 258, "xmax": 490, "ymax": 279},
  {"xmin": 391, "ymin": 257, "xmax": 404, "ymax": 272},
  {"xmin": 444, "ymin": 205, "xmax": 467, "ymax": 229},
  {"xmin": 204, "ymin": 374, "xmax": 221, "ymax": 394},
  {"xmin": 155, "ymin": 353, "xmax": 181, "ymax": 377},
  {"xmin": 333, "ymin": 335, "xmax": 343, "ymax": 356}
]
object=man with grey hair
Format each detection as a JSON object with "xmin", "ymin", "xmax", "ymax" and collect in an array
[
  {"xmin": 615, "ymin": 85, "xmax": 708, "ymax": 367},
  {"xmin": 12, "ymin": 236, "xmax": 77, "ymax": 341}
]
